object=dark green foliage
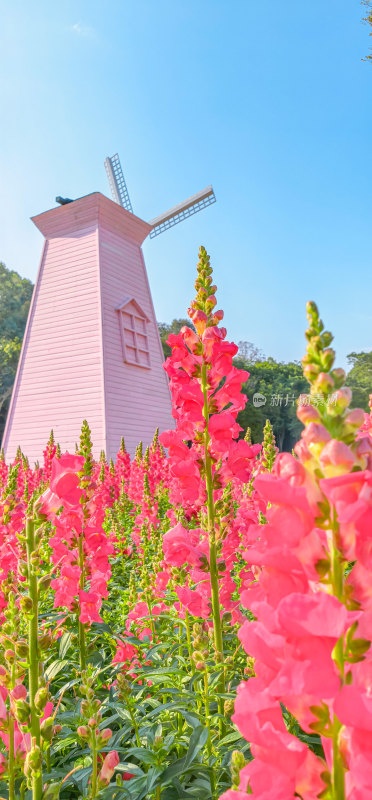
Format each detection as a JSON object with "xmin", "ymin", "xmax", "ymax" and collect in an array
[
  {"xmin": 362, "ymin": 0, "xmax": 372, "ymax": 61},
  {"xmin": 1, "ymin": 261, "xmax": 372, "ymax": 458},
  {"xmin": 346, "ymin": 351, "xmax": 372, "ymax": 411},
  {"xmin": 0, "ymin": 262, "xmax": 33, "ymax": 445},
  {"xmin": 0, "ymin": 262, "xmax": 33, "ymax": 340},
  {"xmin": 235, "ymin": 356, "xmax": 308, "ymax": 451},
  {"xmin": 0, "ymin": 337, "xmax": 22, "ymax": 439}
]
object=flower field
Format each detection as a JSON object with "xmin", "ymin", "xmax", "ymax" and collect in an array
[{"xmin": 1, "ymin": 246, "xmax": 372, "ymax": 800}]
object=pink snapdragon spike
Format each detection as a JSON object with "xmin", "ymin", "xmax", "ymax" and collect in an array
[
  {"xmin": 160, "ymin": 247, "xmax": 261, "ymax": 719},
  {"xmin": 228, "ymin": 301, "xmax": 372, "ymax": 799}
]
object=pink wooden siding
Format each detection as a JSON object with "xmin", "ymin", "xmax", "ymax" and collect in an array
[
  {"xmin": 3, "ymin": 193, "xmax": 173, "ymax": 464},
  {"xmin": 99, "ymin": 220, "xmax": 174, "ymax": 458}
]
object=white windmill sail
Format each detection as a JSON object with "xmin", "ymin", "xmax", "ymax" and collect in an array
[
  {"xmin": 104, "ymin": 153, "xmax": 133, "ymax": 213},
  {"xmin": 104, "ymin": 153, "xmax": 216, "ymax": 237}
]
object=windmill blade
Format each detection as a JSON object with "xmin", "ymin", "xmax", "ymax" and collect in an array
[
  {"xmin": 104, "ymin": 153, "xmax": 133, "ymax": 213},
  {"xmin": 148, "ymin": 186, "xmax": 216, "ymax": 239}
]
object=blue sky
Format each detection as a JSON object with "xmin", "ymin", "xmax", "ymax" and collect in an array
[{"xmin": 1, "ymin": 0, "xmax": 371, "ymax": 368}]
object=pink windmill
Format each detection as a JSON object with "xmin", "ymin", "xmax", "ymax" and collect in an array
[{"xmin": 3, "ymin": 155, "xmax": 216, "ymax": 463}]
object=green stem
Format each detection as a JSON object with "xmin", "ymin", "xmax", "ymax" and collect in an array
[
  {"xmin": 332, "ymin": 717, "xmax": 345, "ymax": 800},
  {"xmin": 26, "ymin": 517, "xmax": 43, "ymax": 800},
  {"xmin": 78, "ymin": 533, "xmax": 87, "ymax": 671},
  {"xmin": 184, "ymin": 610, "xmax": 194, "ymax": 673},
  {"xmin": 145, "ymin": 590, "xmax": 156, "ymax": 640},
  {"xmin": 124, "ymin": 694, "xmax": 141, "ymax": 747},
  {"xmin": 8, "ymin": 660, "xmax": 16, "ymax": 800},
  {"xmin": 45, "ymin": 746, "xmax": 51, "ymax": 774},
  {"xmin": 329, "ymin": 513, "xmax": 346, "ymax": 798},
  {"xmin": 201, "ymin": 362, "xmax": 225, "ymax": 712},
  {"xmin": 8, "ymin": 714, "xmax": 15, "ymax": 800},
  {"xmin": 204, "ymin": 670, "xmax": 216, "ymax": 799},
  {"xmin": 91, "ymin": 733, "xmax": 98, "ymax": 799}
]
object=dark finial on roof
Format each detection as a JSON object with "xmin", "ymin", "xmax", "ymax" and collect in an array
[{"xmin": 55, "ymin": 196, "xmax": 74, "ymax": 205}]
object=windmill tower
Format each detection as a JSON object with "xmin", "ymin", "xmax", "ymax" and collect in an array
[{"xmin": 3, "ymin": 156, "xmax": 216, "ymax": 463}]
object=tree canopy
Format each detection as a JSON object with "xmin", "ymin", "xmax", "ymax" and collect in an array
[
  {"xmin": 0, "ymin": 263, "xmax": 33, "ymax": 446},
  {"xmin": 0, "ymin": 259, "xmax": 371, "ymax": 455},
  {"xmin": 362, "ymin": 0, "xmax": 372, "ymax": 61},
  {"xmin": 346, "ymin": 351, "xmax": 372, "ymax": 410},
  {"xmin": 0, "ymin": 262, "xmax": 33, "ymax": 340}
]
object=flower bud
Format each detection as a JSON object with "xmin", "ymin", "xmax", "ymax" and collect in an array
[
  {"xmin": 192, "ymin": 650, "xmax": 204, "ymax": 662},
  {"xmin": 0, "ymin": 666, "xmax": 10, "ymax": 685},
  {"xmin": 319, "ymin": 440, "xmax": 355, "ymax": 477},
  {"xmin": 231, "ymin": 750, "xmax": 246, "ymax": 788},
  {"xmin": 41, "ymin": 781, "xmax": 60, "ymax": 800},
  {"xmin": 77, "ymin": 725, "xmax": 89, "ymax": 739},
  {"xmin": 344, "ymin": 408, "xmax": 365, "ymax": 430},
  {"xmin": 314, "ymin": 372, "xmax": 334, "ymax": 394},
  {"xmin": 18, "ymin": 560, "xmax": 28, "ymax": 578},
  {"xmin": 38, "ymin": 633, "xmax": 53, "ymax": 652},
  {"xmin": 14, "ymin": 699, "xmax": 31, "ymax": 724},
  {"xmin": 80, "ymin": 700, "xmax": 89, "ymax": 715},
  {"xmin": 329, "ymin": 368, "xmax": 345, "ymax": 390},
  {"xmin": 306, "ymin": 300, "xmax": 319, "ymax": 318},
  {"xmin": 15, "ymin": 640, "xmax": 29, "ymax": 659},
  {"xmin": 301, "ymin": 423, "xmax": 331, "ymax": 460},
  {"xmin": 297, "ymin": 402, "xmax": 320, "ymax": 425},
  {"xmin": 25, "ymin": 744, "xmax": 42, "ymax": 775},
  {"xmin": 34, "ymin": 687, "xmax": 49, "ymax": 713},
  {"xmin": 320, "ymin": 348, "xmax": 335, "ymax": 372},
  {"xmin": 38, "ymin": 575, "xmax": 52, "ymax": 593},
  {"xmin": 98, "ymin": 750, "xmax": 119, "ymax": 788},
  {"xmin": 102, "ymin": 727, "xmax": 113, "ymax": 741},
  {"xmin": 40, "ymin": 717, "xmax": 54, "ymax": 743},
  {"xmin": 4, "ymin": 649, "xmax": 16, "ymax": 664},
  {"xmin": 20, "ymin": 597, "xmax": 33, "ymax": 615},
  {"xmin": 328, "ymin": 387, "xmax": 352, "ymax": 415},
  {"xmin": 354, "ymin": 437, "xmax": 372, "ymax": 469},
  {"xmin": 303, "ymin": 363, "xmax": 320, "ymax": 382},
  {"xmin": 12, "ymin": 684, "xmax": 27, "ymax": 701}
]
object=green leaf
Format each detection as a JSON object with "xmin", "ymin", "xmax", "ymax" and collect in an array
[
  {"xmin": 160, "ymin": 725, "xmax": 209, "ymax": 784},
  {"xmin": 116, "ymin": 762, "xmax": 145, "ymax": 776},
  {"xmin": 58, "ymin": 630, "xmax": 73, "ymax": 659},
  {"xmin": 183, "ymin": 725, "xmax": 209, "ymax": 769},
  {"xmin": 123, "ymin": 747, "xmax": 159, "ymax": 766},
  {"xmin": 219, "ymin": 730, "xmax": 245, "ymax": 746},
  {"xmin": 45, "ymin": 659, "xmax": 70, "ymax": 682}
]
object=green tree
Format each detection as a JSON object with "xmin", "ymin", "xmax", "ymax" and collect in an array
[
  {"xmin": 346, "ymin": 351, "xmax": 372, "ymax": 410},
  {"xmin": 235, "ymin": 357, "xmax": 308, "ymax": 451},
  {"xmin": 0, "ymin": 262, "xmax": 33, "ymax": 340},
  {"xmin": 362, "ymin": 0, "xmax": 372, "ymax": 61},
  {"xmin": 0, "ymin": 337, "xmax": 22, "ymax": 441},
  {"xmin": 0, "ymin": 262, "xmax": 33, "ymax": 445}
]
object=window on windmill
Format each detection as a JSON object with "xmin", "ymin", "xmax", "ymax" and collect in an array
[{"xmin": 121, "ymin": 309, "xmax": 151, "ymax": 368}]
